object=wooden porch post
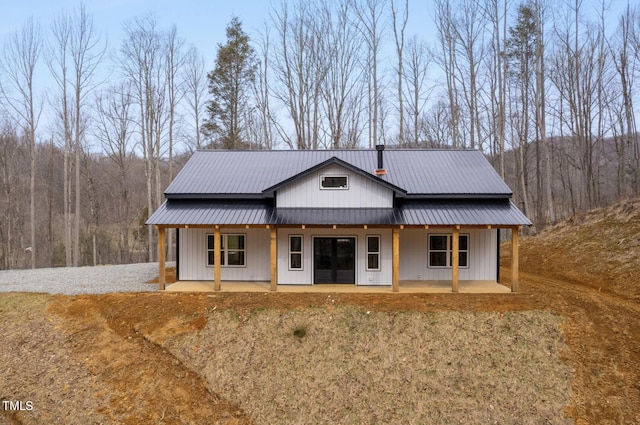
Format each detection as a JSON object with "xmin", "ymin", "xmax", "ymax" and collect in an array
[
  {"xmin": 157, "ymin": 226, "xmax": 166, "ymax": 291},
  {"xmin": 452, "ymin": 226, "xmax": 459, "ymax": 292},
  {"xmin": 214, "ymin": 226, "xmax": 221, "ymax": 291},
  {"xmin": 392, "ymin": 227, "xmax": 400, "ymax": 292},
  {"xmin": 511, "ymin": 226, "xmax": 520, "ymax": 292},
  {"xmin": 270, "ymin": 227, "xmax": 277, "ymax": 291}
]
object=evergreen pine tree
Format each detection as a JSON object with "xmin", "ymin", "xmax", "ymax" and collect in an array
[{"xmin": 203, "ymin": 17, "xmax": 257, "ymax": 149}]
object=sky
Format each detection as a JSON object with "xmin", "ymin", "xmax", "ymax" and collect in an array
[
  {"xmin": 0, "ymin": 0, "xmax": 276, "ymax": 70},
  {"xmin": 0, "ymin": 0, "xmax": 438, "ymax": 74}
]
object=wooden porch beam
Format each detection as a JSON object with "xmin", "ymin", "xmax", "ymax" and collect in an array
[
  {"xmin": 511, "ymin": 226, "xmax": 520, "ymax": 292},
  {"xmin": 214, "ymin": 226, "xmax": 221, "ymax": 291},
  {"xmin": 452, "ymin": 226, "xmax": 459, "ymax": 292},
  {"xmin": 270, "ymin": 227, "xmax": 277, "ymax": 291},
  {"xmin": 157, "ymin": 226, "xmax": 166, "ymax": 290},
  {"xmin": 392, "ymin": 227, "xmax": 400, "ymax": 292}
]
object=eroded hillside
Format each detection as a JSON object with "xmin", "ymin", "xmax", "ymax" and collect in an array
[{"xmin": 520, "ymin": 199, "xmax": 640, "ymax": 302}]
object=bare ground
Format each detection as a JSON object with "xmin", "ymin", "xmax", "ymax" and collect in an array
[{"xmin": 1, "ymin": 199, "xmax": 639, "ymax": 424}]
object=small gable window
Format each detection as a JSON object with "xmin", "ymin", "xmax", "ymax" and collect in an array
[{"xmin": 320, "ymin": 175, "xmax": 348, "ymax": 190}]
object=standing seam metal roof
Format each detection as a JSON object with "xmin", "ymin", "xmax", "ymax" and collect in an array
[
  {"xmin": 147, "ymin": 199, "xmax": 532, "ymax": 226},
  {"xmin": 164, "ymin": 149, "xmax": 513, "ymax": 198}
]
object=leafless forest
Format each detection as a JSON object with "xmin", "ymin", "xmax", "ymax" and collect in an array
[{"xmin": 1, "ymin": 0, "xmax": 639, "ymax": 269}]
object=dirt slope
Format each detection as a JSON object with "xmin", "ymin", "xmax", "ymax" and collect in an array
[
  {"xmin": 515, "ymin": 198, "xmax": 640, "ymax": 424},
  {"xmin": 520, "ymin": 198, "xmax": 640, "ymax": 302}
]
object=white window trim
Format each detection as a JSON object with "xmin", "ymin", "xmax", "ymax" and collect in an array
[
  {"xmin": 428, "ymin": 234, "xmax": 469, "ymax": 269},
  {"xmin": 366, "ymin": 235, "xmax": 381, "ymax": 271},
  {"xmin": 319, "ymin": 174, "xmax": 349, "ymax": 190},
  {"xmin": 289, "ymin": 235, "xmax": 303, "ymax": 271},
  {"xmin": 206, "ymin": 233, "xmax": 247, "ymax": 268}
]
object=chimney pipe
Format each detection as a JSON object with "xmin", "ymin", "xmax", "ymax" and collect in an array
[{"xmin": 375, "ymin": 144, "xmax": 387, "ymax": 175}]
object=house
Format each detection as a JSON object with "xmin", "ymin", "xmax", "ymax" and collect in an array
[{"xmin": 147, "ymin": 146, "xmax": 531, "ymax": 292}]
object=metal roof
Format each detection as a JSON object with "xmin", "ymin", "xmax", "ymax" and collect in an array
[
  {"xmin": 164, "ymin": 149, "xmax": 513, "ymax": 199},
  {"xmin": 147, "ymin": 200, "xmax": 273, "ymax": 226},
  {"xmin": 399, "ymin": 200, "xmax": 532, "ymax": 226},
  {"xmin": 147, "ymin": 199, "xmax": 531, "ymax": 227}
]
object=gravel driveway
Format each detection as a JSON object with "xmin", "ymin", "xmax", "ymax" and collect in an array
[{"xmin": 0, "ymin": 263, "xmax": 173, "ymax": 295}]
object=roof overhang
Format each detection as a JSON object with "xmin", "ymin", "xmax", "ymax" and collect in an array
[{"xmin": 147, "ymin": 199, "xmax": 531, "ymax": 227}]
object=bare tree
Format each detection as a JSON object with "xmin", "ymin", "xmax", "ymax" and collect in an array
[
  {"xmin": 629, "ymin": 5, "xmax": 640, "ymax": 194},
  {"xmin": 452, "ymin": 0, "xmax": 487, "ymax": 150},
  {"xmin": 549, "ymin": 0, "xmax": 609, "ymax": 210},
  {"xmin": 609, "ymin": 4, "xmax": 639, "ymax": 199},
  {"xmin": 47, "ymin": 4, "xmax": 104, "ymax": 267},
  {"xmin": 120, "ymin": 14, "xmax": 164, "ymax": 262},
  {"xmin": 391, "ymin": 0, "xmax": 408, "ymax": 147},
  {"xmin": 432, "ymin": 0, "xmax": 462, "ymax": 147},
  {"xmin": 251, "ymin": 24, "xmax": 276, "ymax": 149},
  {"xmin": 403, "ymin": 36, "xmax": 431, "ymax": 145},
  {"xmin": 533, "ymin": 0, "xmax": 555, "ymax": 223},
  {"xmin": 183, "ymin": 46, "xmax": 207, "ymax": 149},
  {"xmin": 485, "ymin": 0, "xmax": 509, "ymax": 177},
  {"xmin": 319, "ymin": 0, "xmax": 366, "ymax": 149},
  {"xmin": 0, "ymin": 120, "xmax": 24, "ymax": 269},
  {"xmin": 70, "ymin": 5, "xmax": 104, "ymax": 266},
  {"xmin": 354, "ymin": 0, "xmax": 387, "ymax": 148},
  {"xmin": 164, "ymin": 25, "xmax": 185, "ymax": 262},
  {"xmin": 94, "ymin": 84, "xmax": 135, "ymax": 263},
  {"xmin": 271, "ymin": 1, "xmax": 329, "ymax": 149},
  {"xmin": 47, "ymin": 11, "xmax": 74, "ymax": 266},
  {"xmin": 422, "ymin": 98, "xmax": 454, "ymax": 147},
  {"xmin": 0, "ymin": 18, "xmax": 42, "ymax": 268}
]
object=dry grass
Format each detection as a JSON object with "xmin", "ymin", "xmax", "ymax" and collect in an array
[
  {"xmin": 159, "ymin": 306, "xmax": 572, "ymax": 425},
  {"xmin": 0, "ymin": 294, "xmax": 111, "ymax": 425},
  {"xmin": 520, "ymin": 198, "xmax": 640, "ymax": 302}
]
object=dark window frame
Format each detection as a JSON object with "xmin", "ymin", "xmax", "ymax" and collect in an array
[
  {"xmin": 366, "ymin": 235, "xmax": 381, "ymax": 271},
  {"xmin": 428, "ymin": 234, "xmax": 469, "ymax": 268},
  {"xmin": 206, "ymin": 233, "xmax": 247, "ymax": 268},
  {"xmin": 289, "ymin": 235, "xmax": 303, "ymax": 270},
  {"xmin": 320, "ymin": 174, "xmax": 349, "ymax": 190}
]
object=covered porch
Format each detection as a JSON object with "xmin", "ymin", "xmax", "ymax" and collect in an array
[{"xmin": 155, "ymin": 223, "xmax": 522, "ymax": 293}]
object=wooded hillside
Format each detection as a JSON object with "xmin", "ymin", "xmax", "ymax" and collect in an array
[{"xmin": 1, "ymin": 0, "xmax": 639, "ymax": 269}]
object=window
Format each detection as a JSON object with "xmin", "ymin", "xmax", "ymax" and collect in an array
[
  {"xmin": 320, "ymin": 175, "xmax": 348, "ymax": 189},
  {"xmin": 289, "ymin": 235, "xmax": 303, "ymax": 270},
  {"xmin": 428, "ymin": 234, "xmax": 468, "ymax": 268},
  {"xmin": 206, "ymin": 234, "xmax": 246, "ymax": 267},
  {"xmin": 366, "ymin": 235, "xmax": 381, "ymax": 271},
  {"xmin": 207, "ymin": 234, "xmax": 215, "ymax": 266}
]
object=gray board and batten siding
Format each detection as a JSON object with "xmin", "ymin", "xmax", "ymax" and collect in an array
[{"xmin": 176, "ymin": 227, "xmax": 499, "ymax": 285}]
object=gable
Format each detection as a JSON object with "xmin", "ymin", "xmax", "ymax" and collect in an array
[{"xmin": 275, "ymin": 163, "xmax": 394, "ymax": 208}]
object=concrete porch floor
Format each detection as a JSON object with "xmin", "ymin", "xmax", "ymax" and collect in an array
[{"xmin": 163, "ymin": 280, "xmax": 512, "ymax": 294}]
